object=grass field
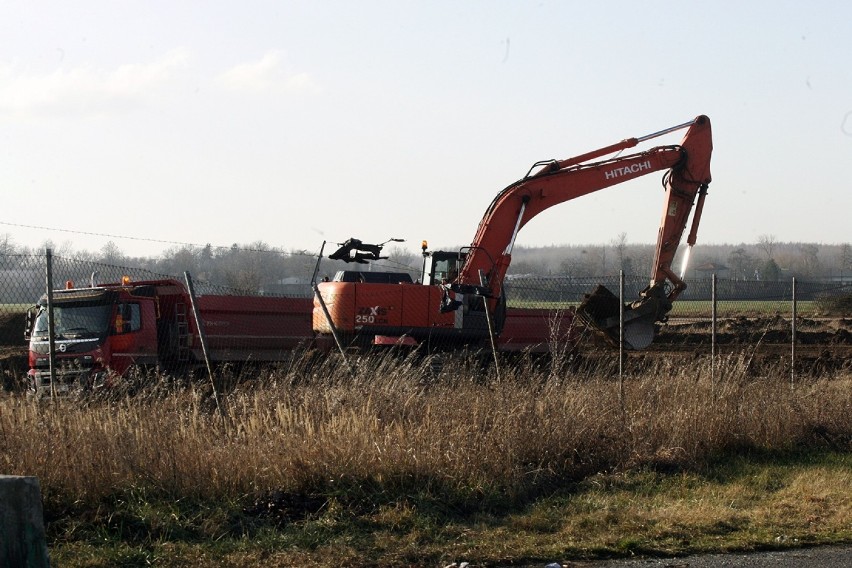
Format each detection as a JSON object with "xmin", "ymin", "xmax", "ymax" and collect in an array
[
  {"xmin": 0, "ymin": 304, "xmax": 32, "ymax": 312},
  {"xmin": 669, "ymin": 300, "xmax": 819, "ymax": 317},
  {"xmin": 507, "ymin": 299, "xmax": 820, "ymax": 317},
  {"xmin": 2, "ymin": 351, "xmax": 850, "ymax": 567}
]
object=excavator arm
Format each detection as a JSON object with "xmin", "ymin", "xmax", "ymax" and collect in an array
[{"xmin": 450, "ymin": 115, "xmax": 713, "ymax": 349}]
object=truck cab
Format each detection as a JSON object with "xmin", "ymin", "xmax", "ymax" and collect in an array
[
  {"xmin": 26, "ymin": 277, "xmax": 317, "ymax": 395},
  {"xmin": 26, "ymin": 284, "xmax": 161, "ymax": 394}
]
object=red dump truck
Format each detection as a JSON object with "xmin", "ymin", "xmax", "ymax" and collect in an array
[
  {"xmin": 25, "ymin": 274, "xmax": 575, "ymax": 394},
  {"xmin": 25, "ymin": 278, "xmax": 314, "ymax": 394}
]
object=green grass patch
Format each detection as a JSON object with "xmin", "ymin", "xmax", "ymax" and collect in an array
[
  {"xmin": 45, "ymin": 451, "xmax": 852, "ymax": 567},
  {"xmin": 670, "ymin": 300, "xmax": 818, "ymax": 317},
  {"xmin": 0, "ymin": 304, "xmax": 32, "ymax": 313}
]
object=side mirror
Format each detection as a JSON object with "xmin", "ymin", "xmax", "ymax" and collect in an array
[{"xmin": 23, "ymin": 307, "xmax": 36, "ymax": 341}]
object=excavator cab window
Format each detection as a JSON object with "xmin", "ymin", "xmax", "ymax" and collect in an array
[
  {"xmin": 428, "ymin": 251, "xmax": 465, "ymax": 285},
  {"xmin": 432, "ymin": 259, "xmax": 455, "ymax": 284}
]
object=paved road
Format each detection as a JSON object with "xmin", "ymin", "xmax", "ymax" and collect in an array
[{"xmin": 533, "ymin": 545, "xmax": 852, "ymax": 567}]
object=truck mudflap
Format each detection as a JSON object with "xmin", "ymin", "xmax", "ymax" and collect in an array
[{"xmin": 575, "ymin": 285, "xmax": 658, "ymax": 351}]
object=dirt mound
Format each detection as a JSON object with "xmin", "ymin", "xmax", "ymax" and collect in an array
[
  {"xmin": 0, "ymin": 312, "xmax": 26, "ymax": 347},
  {"xmin": 659, "ymin": 317, "xmax": 852, "ymax": 346},
  {"xmin": 0, "ymin": 312, "xmax": 29, "ymax": 390}
]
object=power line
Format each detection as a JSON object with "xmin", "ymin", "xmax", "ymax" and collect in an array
[
  {"xmin": 0, "ymin": 220, "xmax": 425, "ymax": 273},
  {"xmin": 0, "ymin": 219, "xmax": 318, "ymax": 257}
]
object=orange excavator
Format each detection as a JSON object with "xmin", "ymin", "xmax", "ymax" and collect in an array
[{"xmin": 314, "ymin": 115, "xmax": 712, "ymax": 351}]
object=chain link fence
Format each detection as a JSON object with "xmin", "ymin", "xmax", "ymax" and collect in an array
[
  {"xmin": 503, "ymin": 274, "xmax": 852, "ymax": 315},
  {"xmin": 505, "ymin": 273, "xmax": 851, "ymax": 353},
  {"xmin": 1, "ymin": 252, "xmax": 850, "ymax": 390}
]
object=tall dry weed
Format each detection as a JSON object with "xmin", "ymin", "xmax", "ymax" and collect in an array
[{"xmin": 1, "ymin": 350, "xmax": 849, "ymax": 508}]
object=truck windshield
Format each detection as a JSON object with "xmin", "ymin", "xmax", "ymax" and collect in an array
[{"xmin": 32, "ymin": 302, "xmax": 113, "ymax": 339}]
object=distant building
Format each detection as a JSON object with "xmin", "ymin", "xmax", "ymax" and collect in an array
[{"xmin": 693, "ymin": 262, "xmax": 729, "ymax": 279}]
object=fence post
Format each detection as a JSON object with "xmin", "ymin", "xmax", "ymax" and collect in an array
[
  {"xmin": 618, "ymin": 270, "xmax": 624, "ymax": 406},
  {"xmin": 0, "ymin": 475, "xmax": 50, "ymax": 567},
  {"xmin": 45, "ymin": 248, "xmax": 57, "ymax": 399},
  {"xmin": 184, "ymin": 271, "xmax": 227, "ymax": 421},
  {"xmin": 791, "ymin": 276, "xmax": 797, "ymax": 387},
  {"xmin": 711, "ymin": 273, "xmax": 717, "ymax": 398}
]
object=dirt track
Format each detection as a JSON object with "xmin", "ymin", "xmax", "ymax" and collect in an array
[
  {"xmin": 587, "ymin": 544, "xmax": 852, "ymax": 567},
  {"xmin": 509, "ymin": 544, "xmax": 852, "ymax": 567},
  {"xmin": 658, "ymin": 316, "xmax": 851, "ymax": 348},
  {"xmin": 644, "ymin": 316, "xmax": 852, "ymax": 374}
]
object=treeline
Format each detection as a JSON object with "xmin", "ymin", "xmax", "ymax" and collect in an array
[
  {"xmin": 0, "ymin": 237, "xmax": 319, "ymax": 296},
  {"xmin": 1, "ymin": 234, "xmax": 850, "ymax": 298},
  {"xmin": 505, "ymin": 239, "xmax": 852, "ymax": 282}
]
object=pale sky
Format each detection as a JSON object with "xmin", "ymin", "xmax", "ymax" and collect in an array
[{"xmin": 2, "ymin": 1, "xmax": 851, "ymax": 258}]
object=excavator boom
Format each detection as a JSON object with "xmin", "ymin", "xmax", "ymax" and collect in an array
[
  {"xmin": 453, "ymin": 115, "xmax": 712, "ymax": 348},
  {"xmin": 314, "ymin": 115, "xmax": 713, "ymax": 353}
]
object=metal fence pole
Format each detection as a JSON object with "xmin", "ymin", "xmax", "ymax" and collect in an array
[
  {"xmin": 711, "ymin": 273, "xmax": 717, "ymax": 399},
  {"xmin": 791, "ymin": 276, "xmax": 797, "ymax": 387},
  {"xmin": 184, "ymin": 271, "xmax": 226, "ymax": 420},
  {"xmin": 45, "ymin": 248, "xmax": 56, "ymax": 399},
  {"xmin": 619, "ymin": 270, "xmax": 624, "ymax": 406}
]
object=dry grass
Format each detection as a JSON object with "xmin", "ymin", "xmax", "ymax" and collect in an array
[
  {"xmin": 1, "ymin": 350, "xmax": 850, "ymax": 565},
  {"xmin": 2, "ymin": 351, "xmax": 849, "ymax": 502}
]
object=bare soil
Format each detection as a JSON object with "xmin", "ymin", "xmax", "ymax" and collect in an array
[
  {"xmin": 0, "ymin": 312, "xmax": 28, "ymax": 389},
  {"xmin": 659, "ymin": 316, "xmax": 852, "ymax": 347},
  {"xmin": 643, "ymin": 316, "xmax": 852, "ymax": 375}
]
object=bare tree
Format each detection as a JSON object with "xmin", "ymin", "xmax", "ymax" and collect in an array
[
  {"xmin": 728, "ymin": 247, "xmax": 755, "ymax": 280},
  {"xmin": 798, "ymin": 244, "xmax": 820, "ymax": 278},
  {"xmin": 839, "ymin": 243, "xmax": 852, "ymax": 280},
  {"xmin": 99, "ymin": 241, "xmax": 125, "ymax": 265},
  {"xmin": 381, "ymin": 245, "xmax": 418, "ymax": 272},
  {"xmin": 611, "ymin": 232, "xmax": 630, "ymax": 273},
  {"xmin": 575, "ymin": 247, "xmax": 606, "ymax": 276},
  {"xmin": 0, "ymin": 233, "xmax": 15, "ymax": 256},
  {"xmin": 159, "ymin": 245, "xmax": 201, "ymax": 278},
  {"xmin": 757, "ymin": 234, "xmax": 777, "ymax": 260},
  {"xmin": 56, "ymin": 240, "xmax": 77, "ymax": 257}
]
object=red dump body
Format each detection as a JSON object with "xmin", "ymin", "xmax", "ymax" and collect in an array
[
  {"xmin": 189, "ymin": 294, "xmax": 314, "ymax": 361},
  {"xmin": 26, "ymin": 278, "xmax": 314, "ymax": 393}
]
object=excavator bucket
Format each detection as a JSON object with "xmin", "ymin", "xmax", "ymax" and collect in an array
[{"xmin": 576, "ymin": 285, "xmax": 657, "ymax": 350}]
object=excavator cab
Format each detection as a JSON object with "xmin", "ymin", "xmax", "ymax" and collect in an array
[{"xmin": 421, "ymin": 250, "xmax": 465, "ymax": 286}]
